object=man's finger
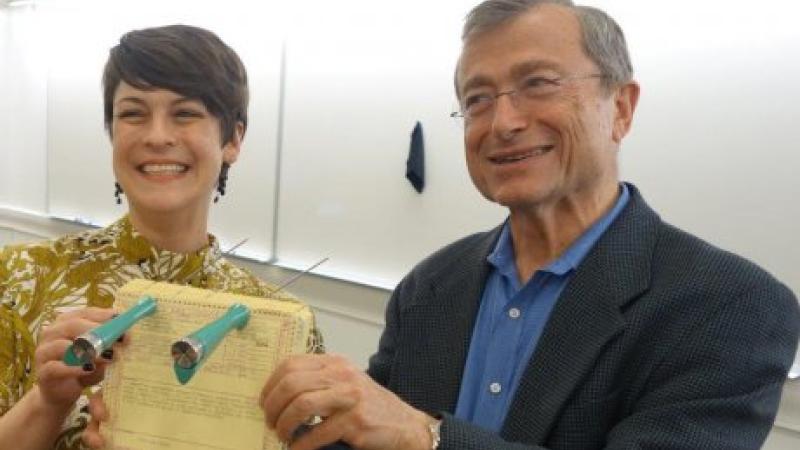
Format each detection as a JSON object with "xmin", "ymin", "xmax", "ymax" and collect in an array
[
  {"xmin": 262, "ymin": 355, "xmax": 328, "ymax": 401},
  {"xmin": 273, "ymin": 386, "xmax": 352, "ymax": 442},
  {"xmin": 261, "ymin": 354, "xmax": 329, "ymax": 409},
  {"xmin": 289, "ymin": 411, "xmax": 353, "ymax": 450},
  {"xmin": 262, "ymin": 367, "xmax": 332, "ymax": 428}
]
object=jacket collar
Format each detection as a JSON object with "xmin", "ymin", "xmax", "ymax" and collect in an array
[
  {"xmin": 417, "ymin": 184, "xmax": 660, "ymax": 439},
  {"xmin": 502, "ymin": 184, "xmax": 660, "ymax": 441}
]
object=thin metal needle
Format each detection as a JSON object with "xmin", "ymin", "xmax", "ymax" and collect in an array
[
  {"xmin": 221, "ymin": 238, "xmax": 250, "ymax": 256},
  {"xmin": 269, "ymin": 257, "xmax": 329, "ymax": 295},
  {"xmin": 183, "ymin": 238, "xmax": 250, "ymax": 282}
]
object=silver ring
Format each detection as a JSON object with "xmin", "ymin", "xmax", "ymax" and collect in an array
[{"xmin": 303, "ymin": 415, "xmax": 323, "ymax": 426}]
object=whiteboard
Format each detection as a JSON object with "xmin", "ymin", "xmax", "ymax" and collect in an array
[
  {"xmin": 278, "ymin": 0, "xmax": 800, "ymax": 291},
  {"xmin": 0, "ymin": 6, "xmax": 47, "ymax": 214},
  {"xmin": 43, "ymin": 0, "xmax": 285, "ymax": 259},
  {"xmin": 277, "ymin": 0, "xmax": 505, "ymax": 288},
  {"xmin": 601, "ymin": 0, "xmax": 800, "ymax": 294}
]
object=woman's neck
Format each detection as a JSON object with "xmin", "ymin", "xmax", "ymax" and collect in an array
[{"xmin": 127, "ymin": 206, "xmax": 209, "ymax": 253}]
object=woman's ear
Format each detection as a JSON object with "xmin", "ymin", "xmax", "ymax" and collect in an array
[{"xmin": 222, "ymin": 122, "xmax": 244, "ymax": 164}]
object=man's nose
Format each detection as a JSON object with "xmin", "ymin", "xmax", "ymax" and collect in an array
[{"xmin": 491, "ymin": 92, "xmax": 528, "ymax": 141}]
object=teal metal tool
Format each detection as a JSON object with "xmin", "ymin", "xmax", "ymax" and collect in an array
[
  {"xmin": 170, "ymin": 303, "xmax": 250, "ymax": 385},
  {"xmin": 63, "ymin": 296, "xmax": 157, "ymax": 366}
]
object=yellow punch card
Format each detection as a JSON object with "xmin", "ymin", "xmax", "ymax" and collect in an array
[{"xmin": 101, "ymin": 279, "xmax": 313, "ymax": 450}]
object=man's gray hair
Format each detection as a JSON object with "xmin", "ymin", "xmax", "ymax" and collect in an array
[{"xmin": 461, "ymin": 0, "xmax": 633, "ymax": 88}]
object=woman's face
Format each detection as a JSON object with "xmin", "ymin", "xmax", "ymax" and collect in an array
[{"xmin": 111, "ymin": 81, "xmax": 241, "ymax": 219}]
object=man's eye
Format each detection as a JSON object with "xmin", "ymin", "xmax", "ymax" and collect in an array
[
  {"xmin": 521, "ymin": 76, "xmax": 560, "ymax": 96},
  {"xmin": 523, "ymin": 76, "xmax": 557, "ymax": 88},
  {"xmin": 464, "ymin": 94, "xmax": 492, "ymax": 110}
]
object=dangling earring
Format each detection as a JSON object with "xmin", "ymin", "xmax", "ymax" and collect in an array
[
  {"xmin": 213, "ymin": 162, "xmax": 230, "ymax": 203},
  {"xmin": 114, "ymin": 182, "xmax": 124, "ymax": 205}
]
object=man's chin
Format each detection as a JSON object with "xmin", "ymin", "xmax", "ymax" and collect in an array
[{"xmin": 490, "ymin": 190, "xmax": 551, "ymax": 211}]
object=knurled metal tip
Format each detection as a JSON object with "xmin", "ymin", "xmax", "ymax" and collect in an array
[
  {"xmin": 72, "ymin": 333, "xmax": 103, "ymax": 364},
  {"xmin": 171, "ymin": 338, "xmax": 203, "ymax": 369}
]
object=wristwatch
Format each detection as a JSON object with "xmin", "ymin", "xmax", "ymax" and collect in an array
[{"xmin": 427, "ymin": 418, "xmax": 442, "ymax": 449}]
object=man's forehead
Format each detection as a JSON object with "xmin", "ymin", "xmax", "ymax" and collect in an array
[
  {"xmin": 458, "ymin": 59, "xmax": 563, "ymax": 93},
  {"xmin": 456, "ymin": 5, "xmax": 585, "ymax": 86}
]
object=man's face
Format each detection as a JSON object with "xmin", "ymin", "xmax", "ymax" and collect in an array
[{"xmin": 456, "ymin": 5, "xmax": 634, "ymax": 212}]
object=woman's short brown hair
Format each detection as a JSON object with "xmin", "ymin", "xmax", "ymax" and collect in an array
[{"xmin": 102, "ymin": 24, "xmax": 248, "ymax": 145}]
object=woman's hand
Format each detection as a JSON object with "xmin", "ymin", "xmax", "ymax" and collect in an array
[
  {"xmin": 83, "ymin": 390, "xmax": 109, "ymax": 449},
  {"xmin": 0, "ymin": 307, "xmax": 121, "ymax": 450},
  {"xmin": 34, "ymin": 307, "xmax": 118, "ymax": 412}
]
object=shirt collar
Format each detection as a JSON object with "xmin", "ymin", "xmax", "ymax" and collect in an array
[
  {"xmin": 110, "ymin": 214, "xmax": 221, "ymax": 276},
  {"xmin": 487, "ymin": 183, "xmax": 630, "ymax": 279}
]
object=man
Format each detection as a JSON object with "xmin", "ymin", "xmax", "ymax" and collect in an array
[{"xmin": 261, "ymin": 1, "xmax": 800, "ymax": 449}]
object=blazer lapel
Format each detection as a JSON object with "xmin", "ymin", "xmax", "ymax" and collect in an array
[
  {"xmin": 402, "ymin": 226, "xmax": 502, "ymax": 413},
  {"xmin": 502, "ymin": 187, "xmax": 660, "ymax": 442}
]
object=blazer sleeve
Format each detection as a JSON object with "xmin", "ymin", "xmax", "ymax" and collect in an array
[
  {"xmin": 601, "ymin": 281, "xmax": 799, "ymax": 450},
  {"xmin": 366, "ymin": 271, "xmax": 410, "ymax": 388}
]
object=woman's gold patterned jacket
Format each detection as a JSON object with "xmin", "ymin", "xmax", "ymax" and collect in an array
[{"xmin": 0, "ymin": 216, "xmax": 322, "ymax": 449}]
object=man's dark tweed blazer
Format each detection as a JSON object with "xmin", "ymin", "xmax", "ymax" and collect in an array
[{"xmin": 366, "ymin": 185, "xmax": 799, "ymax": 450}]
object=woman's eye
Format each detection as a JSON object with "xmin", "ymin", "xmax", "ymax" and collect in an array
[
  {"xmin": 116, "ymin": 110, "xmax": 143, "ymax": 119},
  {"xmin": 175, "ymin": 109, "xmax": 202, "ymax": 118}
]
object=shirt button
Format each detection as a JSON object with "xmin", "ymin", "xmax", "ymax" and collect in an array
[
  {"xmin": 508, "ymin": 308, "xmax": 521, "ymax": 319},
  {"xmin": 489, "ymin": 382, "xmax": 502, "ymax": 394}
]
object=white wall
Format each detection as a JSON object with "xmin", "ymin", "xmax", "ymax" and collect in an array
[
  {"xmin": 605, "ymin": 0, "xmax": 800, "ymax": 297},
  {"xmin": 0, "ymin": 4, "xmax": 47, "ymax": 214},
  {"xmin": 275, "ymin": 0, "xmax": 506, "ymax": 287}
]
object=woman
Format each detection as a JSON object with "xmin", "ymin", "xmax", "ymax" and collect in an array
[{"xmin": 0, "ymin": 25, "xmax": 321, "ymax": 450}]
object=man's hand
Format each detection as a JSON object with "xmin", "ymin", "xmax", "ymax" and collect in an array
[{"xmin": 261, "ymin": 354, "xmax": 436, "ymax": 450}]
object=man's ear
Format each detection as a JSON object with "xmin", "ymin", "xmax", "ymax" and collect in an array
[
  {"xmin": 612, "ymin": 81, "xmax": 640, "ymax": 143},
  {"xmin": 222, "ymin": 122, "xmax": 245, "ymax": 164}
]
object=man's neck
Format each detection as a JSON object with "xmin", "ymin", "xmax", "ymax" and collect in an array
[{"xmin": 508, "ymin": 182, "xmax": 620, "ymax": 283}]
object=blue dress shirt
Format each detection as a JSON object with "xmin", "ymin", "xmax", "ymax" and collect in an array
[{"xmin": 454, "ymin": 184, "xmax": 630, "ymax": 431}]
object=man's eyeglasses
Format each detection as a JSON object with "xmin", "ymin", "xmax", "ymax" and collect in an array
[{"xmin": 451, "ymin": 73, "xmax": 607, "ymax": 124}]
